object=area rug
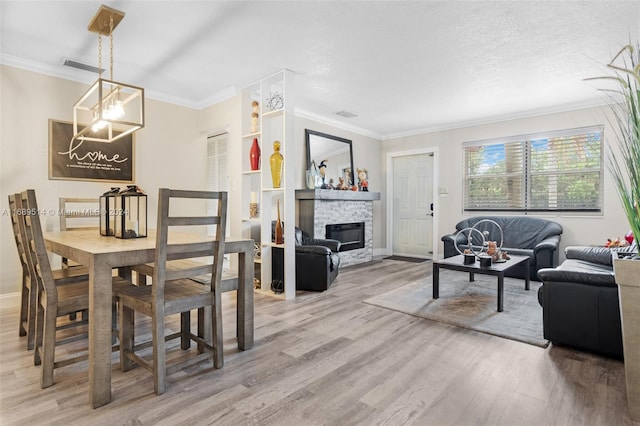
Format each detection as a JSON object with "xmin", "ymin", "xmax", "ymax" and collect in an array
[
  {"xmin": 363, "ymin": 270, "xmax": 548, "ymax": 347},
  {"xmin": 383, "ymin": 255, "xmax": 428, "ymax": 263}
]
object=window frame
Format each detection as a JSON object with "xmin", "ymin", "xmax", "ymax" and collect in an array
[
  {"xmin": 462, "ymin": 125, "xmax": 604, "ymax": 213},
  {"xmin": 206, "ymin": 132, "xmax": 230, "ymax": 236}
]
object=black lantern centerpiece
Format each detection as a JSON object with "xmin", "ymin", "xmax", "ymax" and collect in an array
[
  {"xmin": 115, "ymin": 185, "xmax": 147, "ymax": 239},
  {"xmin": 99, "ymin": 187, "xmax": 120, "ymax": 236}
]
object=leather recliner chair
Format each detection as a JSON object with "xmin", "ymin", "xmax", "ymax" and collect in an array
[
  {"xmin": 272, "ymin": 223, "xmax": 341, "ymax": 291},
  {"xmin": 537, "ymin": 246, "xmax": 631, "ymax": 359}
]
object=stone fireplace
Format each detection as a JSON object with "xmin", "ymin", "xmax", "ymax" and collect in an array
[{"xmin": 296, "ymin": 189, "xmax": 380, "ymax": 267}]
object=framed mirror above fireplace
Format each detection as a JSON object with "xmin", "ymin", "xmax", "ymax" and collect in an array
[{"xmin": 305, "ymin": 129, "xmax": 355, "ymax": 187}]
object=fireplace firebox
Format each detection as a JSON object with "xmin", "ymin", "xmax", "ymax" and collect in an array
[{"xmin": 326, "ymin": 222, "xmax": 365, "ymax": 252}]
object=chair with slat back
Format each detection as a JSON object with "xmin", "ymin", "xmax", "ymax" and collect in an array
[
  {"xmin": 116, "ymin": 188, "xmax": 227, "ymax": 395},
  {"xmin": 58, "ymin": 197, "xmax": 99, "ymax": 268},
  {"xmin": 8, "ymin": 193, "xmax": 37, "ymax": 348},
  {"xmin": 8, "ymin": 193, "xmax": 90, "ymax": 351},
  {"xmin": 22, "ymin": 189, "xmax": 129, "ymax": 388}
]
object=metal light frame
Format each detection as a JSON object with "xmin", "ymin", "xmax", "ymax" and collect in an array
[{"xmin": 72, "ymin": 5, "xmax": 144, "ymax": 143}]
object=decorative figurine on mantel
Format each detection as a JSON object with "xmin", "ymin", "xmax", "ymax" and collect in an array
[
  {"xmin": 319, "ymin": 160, "xmax": 328, "ymax": 189},
  {"xmin": 345, "ymin": 169, "xmax": 353, "ymax": 188},
  {"xmin": 357, "ymin": 168, "xmax": 369, "ymax": 191},
  {"xmin": 250, "ymin": 100, "xmax": 259, "ymax": 133},
  {"xmin": 336, "ymin": 177, "xmax": 345, "ymax": 190}
]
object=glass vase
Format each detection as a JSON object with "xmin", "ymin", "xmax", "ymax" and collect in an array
[
  {"xmin": 249, "ymin": 138, "xmax": 260, "ymax": 171},
  {"xmin": 270, "ymin": 141, "xmax": 283, "ymax": 188},
  {"xmin": 275, "ymin": 198, "xmax": 284, "ymax": 244}
]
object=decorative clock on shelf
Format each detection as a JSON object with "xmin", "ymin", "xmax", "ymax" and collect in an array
[{"xmin": 266, "ymin": 91, "xmax": 284, "ymax": 111}]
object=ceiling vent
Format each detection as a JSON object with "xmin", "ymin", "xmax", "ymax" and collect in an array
[
  {"xmin": 335, "ymin": 110, "xmax": 358, "ymax": 118},
  {"xmin": 62, "ymin": 58, "xmax": 104, "ymax": 74}
]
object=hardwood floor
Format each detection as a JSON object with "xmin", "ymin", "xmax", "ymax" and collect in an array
[{"xmin": 0, "ymin": 259, "xmax": 637, "ymax": 425}]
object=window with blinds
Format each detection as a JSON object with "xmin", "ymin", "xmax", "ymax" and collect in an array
[{"xmin": 463, "ymin": 126, "xmax": 603, "ymax": 212}]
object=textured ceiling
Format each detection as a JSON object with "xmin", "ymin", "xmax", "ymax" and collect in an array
[{"xmin": 1, "ymin": 1, "xmax": 639, "ymax": 139}]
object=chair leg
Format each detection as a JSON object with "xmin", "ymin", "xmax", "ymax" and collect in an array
[
  {"xmin": 152, "ymin": 313, "xmax": 167, "ymax": 395},
  {"xmin": 26, "ymin": 276, "xmax": 38, "ymax": 351},
  {"xmin": 213, "ymin": 291, "xmax": 223, "ymax": 369},
  {"xmin": 180, "ymin": 311, "xmax": 191, "ymax": 350},
  {"xmin": 19, "ymin": 272, "xmax": 28, "ymax": 337},
  {"xmin": 33, "ymin": 296, "xmax": 45, "ymax": 367},
  {"xmin": 39, "ymin": 304, "xmax": 57, "ymax": 388},
  {"xmin": 111, "ymin": 304, "xmax": 118, "ymax": 346},
  {"xmin": 119, "ymin": 304, "xmax": 135, "ymax": 372},
  {"xmin": 136, "ymin": 272, "xmax": 147, "ymax": 286},
  {"xmin": 197, "ymin": 308, "xmax": 204, "ymax": 354}
]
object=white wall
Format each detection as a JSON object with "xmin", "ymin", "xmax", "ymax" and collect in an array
[
  {"xmin": 0, "ymin": 65, "xmax": 205, "ymax": 299},
  {"xmin": 381, "ymin": 105, "xmax": 629, "ymax": 258}
]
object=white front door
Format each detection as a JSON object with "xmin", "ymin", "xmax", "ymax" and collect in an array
[{"xmin": 392, "ymin": 153, "xmax": 434, "ymax": 258}]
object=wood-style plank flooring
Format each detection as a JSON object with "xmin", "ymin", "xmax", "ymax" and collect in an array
[{"xmin": 0, "ymin": 259, "xmax": 637, "ymax": 425}]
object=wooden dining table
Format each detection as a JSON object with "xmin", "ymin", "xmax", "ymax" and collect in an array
[{"xmin": 44, "ymin": 229, "xmax": 254, "ymax": 408}]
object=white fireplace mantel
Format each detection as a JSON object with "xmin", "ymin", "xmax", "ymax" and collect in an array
[{"xmin": 295, "ymin": 189, "xmax": 380, "ymax": 202}]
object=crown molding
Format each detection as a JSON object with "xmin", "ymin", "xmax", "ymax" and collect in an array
[
  {"xmin": 1, "ymin": 53, "xmax": 96, "ymax": 85},
  {"xmin": 192, "ymin": 86, "xmax": 237, "ymax": 110},
  {"xmin": 2, "ymin": 54, "xmax": 613, "ymax": 138},
  {"xmin": 381, "ymin": 98, "xmax": 611, "ymax": 140},
  {"xmin": 294, "ymin": 108, "xmax": 383, "ymax": 140},
  {"xmin": 0, "ymin": 53, "xmax": 237, "ymax": 110}
]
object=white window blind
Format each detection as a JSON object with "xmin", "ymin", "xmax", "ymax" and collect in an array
[
  {"xmin": 207, "ymin": 133, "xmax": 230, "ymax": 237},
  {"xmin": 207, "ymin": 133, "xmax": 229, "ymax": 192},
  {"xmin": 463, "ymin": 126, "xmax": 603, "ymax": 212}
]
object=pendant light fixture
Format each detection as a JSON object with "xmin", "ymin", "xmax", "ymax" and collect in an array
[{"xmin": 72, "ymin": 5, "xmax": 144, "ymax": 143}]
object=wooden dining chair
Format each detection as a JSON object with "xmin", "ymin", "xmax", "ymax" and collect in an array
[
  {"xmin": 21, "ymin": 189, "xmax": 129, "ymax": 388},
  {"xmin": 116, "ymin": 188, "xmax": 227, "ymax": 395},
  {"xmin": 58, "ymin": 197, "xmax": 99, "ymax": 268},
  {"xmin": 8, "ymin": 193, "xmax": 89, "ymax": 350}
]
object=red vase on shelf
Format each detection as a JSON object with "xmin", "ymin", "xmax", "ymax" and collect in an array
[{"xmin": 249, "ymin": 138, "xmax": 261, "ymax": 171}]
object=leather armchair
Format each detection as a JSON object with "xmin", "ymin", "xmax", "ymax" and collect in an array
[
  {"xmin": 272, "ymin": 223, "xmax": 341, "ymax": 291},
  {"xmin": 537, "ymin": 246, "xmax": 623, "ymax": 359}
]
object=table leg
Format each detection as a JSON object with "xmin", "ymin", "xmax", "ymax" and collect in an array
[
  {"xmin": 237, "ymin": 246, "xmax": 254, "ymax": 350},
  {"xmin": 525, "ymin": 257, "xmax": 531, "ymax": 290},
  {"xmin": 469, "ymin": 272, "xmax": 475, "ymax": 282},
  {"xmin": 433, "ymin": 263, "xmax": 440, "ymax": 299},
  {"xmin": 497, "ymin": 274, "xmax": 504, "ymax": 312},
  {"xmin": 88, "ymin": 259, "xmax": 113, "ymax": 408}
]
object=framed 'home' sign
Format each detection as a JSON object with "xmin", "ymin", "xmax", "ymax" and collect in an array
[{"xmin": 48, "ymin": 119, "xmax": 135, "ymax": 183}]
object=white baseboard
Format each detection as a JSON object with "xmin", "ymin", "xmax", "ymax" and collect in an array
[
  {"xmin": 373, "ymin": 248, "xmax": 391, "ymax": 258},
  {"xmin": 0, "ymin": 292, "xmax": 21, "ymax": 310}
]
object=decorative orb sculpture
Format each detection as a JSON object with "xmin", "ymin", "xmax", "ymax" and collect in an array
[
  {"xmin": 454, "ymin": 226, "xmax": 486, "ymax": 258},
  {"xmin": 454, "ymin": 219, "xmax": 504, "ymax": 260},
  {"xmin": 473, "ymin": 219, "xmax": 504, "ymax": 255}
]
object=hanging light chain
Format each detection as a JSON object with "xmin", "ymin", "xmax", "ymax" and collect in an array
[
  {"xmin": 109, "ymin": 15, "xmax": 114, "ymax": 81},
  {"xmin": 97, "ymin": 30, "xmax": 102, "ymax": 78}
]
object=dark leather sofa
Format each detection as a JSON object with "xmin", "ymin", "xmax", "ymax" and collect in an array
[
  {"xmin": 537, "ymin": 246, "xmax": 623, "ymax": 359},
  {"xmin": 442, "ymin": 216, "xmax": 563, "ymax": 280},
  {"xmin": 272, "ymin": 223, "xmax": 341, "ymax": 292}
]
